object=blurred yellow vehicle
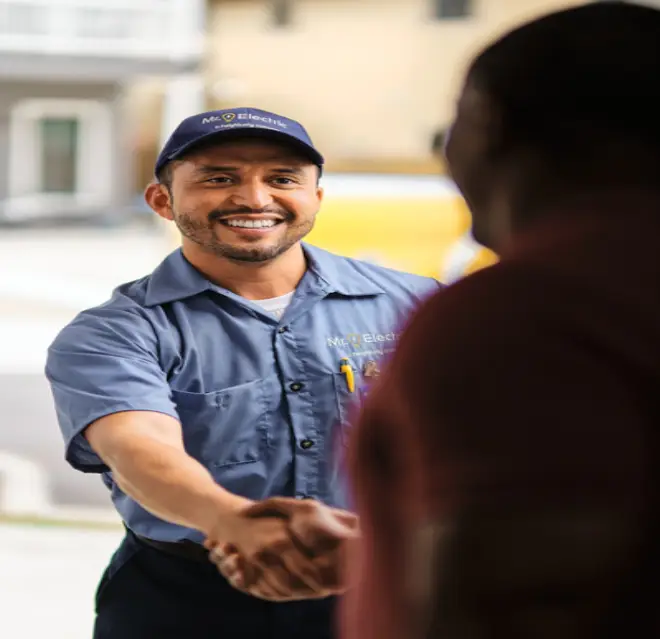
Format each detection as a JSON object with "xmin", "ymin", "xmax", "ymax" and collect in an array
[
  {"xmin": 308, "ymin": 174, "xmax": 497, "ymax": 283},
  {"xmin": 165, "ymin": 173, "xmax": 498, "ymax": 283}
]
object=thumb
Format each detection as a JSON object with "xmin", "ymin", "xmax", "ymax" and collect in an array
[
  {"xmin": 332, "ymin": 509, "xmax": 360, "ymax": 532},
  {"xmin": 289, "ymin": 506, "xmax": 358, "ymax": 551}
]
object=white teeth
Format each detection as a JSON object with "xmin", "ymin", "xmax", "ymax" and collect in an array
[{"xmin": 225, "ymin": 219, "xmax": 277, "ymax": 228}]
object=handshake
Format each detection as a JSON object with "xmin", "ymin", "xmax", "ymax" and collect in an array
[{"xmin": 203, "ymin": 497, "xmax": 359, "ymax": 602}]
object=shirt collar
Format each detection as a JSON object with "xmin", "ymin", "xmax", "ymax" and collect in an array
[
  {"xmin": 144, "ymin": 244, "xmax": 384, "ymax": 307},
  {"xmin": 302, "ymin": 243, "xmax": 385, "ymax": 297},
  {"xmin": 144, "ymin": 249, "xmax": 213, "ymax": 307}
]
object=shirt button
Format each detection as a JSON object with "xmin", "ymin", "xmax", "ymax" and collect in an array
[
  {"xmin": 278, "ymin": 326, "xmax": 288, "ymax": 334},
  {"xmin": 289, "ymin": 382, "xmax": 304, "ymax": 392},
  {"xmin": 300, "ymin": 439, "xmax": 315, "ymax": 450},
  {"xmin": 296, "ymin": 493, "xmax": 310, "ymax": 500}
]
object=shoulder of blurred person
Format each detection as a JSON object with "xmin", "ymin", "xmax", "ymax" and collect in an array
[
  {"xmin": 350, "ymin": 240, "xmax": 660, "ymax": 517},
  {"xmin": 343, "ymin": 220, "xmax": 660, "ymax": 639}
]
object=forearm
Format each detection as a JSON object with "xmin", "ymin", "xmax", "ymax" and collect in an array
[{"xmin": 104, "ymin": 436, "xmax": 248, "ymax": 537}]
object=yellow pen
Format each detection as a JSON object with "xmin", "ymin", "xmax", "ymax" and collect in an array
[{"xmin": 340, "ymin": 358, "xmax": 355, "ymax": 393}]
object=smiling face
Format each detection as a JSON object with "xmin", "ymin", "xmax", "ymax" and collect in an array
[{"xmin": 146, "ymin": 138, "xmax": 323, "ymax": 264}]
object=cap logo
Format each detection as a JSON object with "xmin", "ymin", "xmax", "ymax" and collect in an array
[{"xmin": 221, "ymin": 113, "xmax": 236, "ymax": 123}]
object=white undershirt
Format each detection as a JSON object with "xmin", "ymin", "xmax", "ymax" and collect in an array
[{"xmin": 252, "ymin": 291, "xmax": 295, "ymax": 320}]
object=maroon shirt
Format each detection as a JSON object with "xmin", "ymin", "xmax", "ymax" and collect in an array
[{"xmin": 343, "ymin": 192, "xmax": 660, "ymax": 639}]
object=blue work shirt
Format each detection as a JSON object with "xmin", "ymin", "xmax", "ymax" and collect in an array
[{"xmin": 46, "ymin": 244, "xmax": 440, "ymax": 543}]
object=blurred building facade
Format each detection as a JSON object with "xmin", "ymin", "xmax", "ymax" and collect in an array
[
  {"xmin": 130, "ymin": 0, "xmax": 584, "ymax": 189},
  {"xmin": 0, "ymin": 0, "xmax": 590, "ymax": 219},
  {"xmin": 0, "ymin": 0, "xmax": 206, "ymax": 223}
]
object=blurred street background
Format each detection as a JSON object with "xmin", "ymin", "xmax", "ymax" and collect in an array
[{"xmin": 1, "ymin": 0, "xmax": 645, "ymax": 637}]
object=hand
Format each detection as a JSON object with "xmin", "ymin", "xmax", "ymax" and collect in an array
[
  {"xmin": 208, "ymin": 499, "xmax": 359, "ymax": 600},
  {"xmin": 205, "ymin": 498, "xmax": 359, "ymax": 601},
  {"xmin": 204, "ymin": 500, "xmax": 325, "ymax": 601}
]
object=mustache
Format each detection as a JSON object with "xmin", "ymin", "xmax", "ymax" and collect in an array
[{"xmin": 208, "ymin": 207, "xmax": 292, "ymax": 222}]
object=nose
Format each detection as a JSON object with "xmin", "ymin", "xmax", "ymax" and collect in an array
[{"xmin": 230, "ymin": 178, "xmax": 274, "ymax": 210}]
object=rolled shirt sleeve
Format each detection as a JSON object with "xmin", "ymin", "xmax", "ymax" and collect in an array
[{"xmin": 45, "ymin": 305, "xmax": 179, "ymax": 473}]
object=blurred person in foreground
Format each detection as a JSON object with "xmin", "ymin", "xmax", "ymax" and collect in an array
[
  {"xmin": 344, "ymin": 3, "xmax": 660, "ymax": 639},
  {"xmin": 45, "ymin": 107, "xmax": 438, "ymax": 638}
]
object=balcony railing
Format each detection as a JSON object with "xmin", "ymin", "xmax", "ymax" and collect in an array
[{"xmin": 0, "ymin": 0, "xmax": 204, "ymax": 61}]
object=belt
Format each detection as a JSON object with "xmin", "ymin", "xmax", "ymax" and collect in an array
[{"xmin": 133, "ymin": 533, "xmax": 211, "ymax": 564}]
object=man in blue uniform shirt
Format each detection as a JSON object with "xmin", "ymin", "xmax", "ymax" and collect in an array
[{"xmin": 46, "ymin": 107, "xmax": 440, "ymax": 638}]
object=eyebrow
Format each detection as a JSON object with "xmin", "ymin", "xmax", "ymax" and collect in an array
[{"xmin": 194, "ymin": 164, "xmax": 306, "ymax": 176}]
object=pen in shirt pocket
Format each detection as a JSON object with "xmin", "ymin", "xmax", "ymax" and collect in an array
[{"xmin": 339, "ymin": 358, "xmax": 355, "ymax": 393}]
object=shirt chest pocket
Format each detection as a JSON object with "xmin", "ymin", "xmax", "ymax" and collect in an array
[
  {"xmin": 333, "ymin": 370, "xmax": 372, "ymax": 448},
  {"xmin": 172, "ymin": 377, "xmax": 270, "ymax": 470}
]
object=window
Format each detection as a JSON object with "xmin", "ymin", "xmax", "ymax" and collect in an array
[
  {"xmin": 433, "ymin": 0, "xmax": 473, "ymax": 20},
  {"xmin": 40, "ymin": 118, "xmax": 79, "ymax": 193},
  {"xmin": 272, "ymin": 0, "xmax": 293, "ymax": 27},
  {"xmin": 7, "ymin": 99, "xmax": 114, "ymax": 216},
  {"xmin": 0, "ymin": 3, "xmax": 46, "ymax": 36}
]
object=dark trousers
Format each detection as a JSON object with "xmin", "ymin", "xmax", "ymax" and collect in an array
[{"xmin": 93, "ymin": 531, "xmax": 338, "ymax": 639}]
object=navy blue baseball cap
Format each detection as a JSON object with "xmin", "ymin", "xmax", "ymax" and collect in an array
[{"xmin": 155, "ymin": 107, "xmax": 324, "ymax": 177}]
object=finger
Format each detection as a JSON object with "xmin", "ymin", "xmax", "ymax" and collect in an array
[
  {"xmin": 289, "ymin": 508, "xmax": 353, "ymax": 553},
  {"xmin": 217, "ymin": 553, "xmax": 243, "ymax": 582},
  {"xmin": 208, "ymin": 545, "xmax": 227, "ymax": 566},
  {"xmin": 246, "ymin": 565, "xmax": 323, "ymax": 603},
  {"xmin": 226, "ymin": 571, "xmax": 253, "ymax": 595},
  {"xmin": 276, "ymin": 545, "xmax": 326, "ymax": 593},
  {"xmin": 252, "ymin": 551, "xmax": 309, "ymax": 598},
  {"xmin": 228, "ymin": 562, "xmax": 287, "ymax": 602},
  {"xmin": 208, "ymin": 542, "xmax": 239, "ymax": 563},
  {"xmin": 212, "ymin": 559, "xmax": 244, "ymax": 588},
  {"xmin": 313, "ymin": 549, "xmax": 345, "ymax": 592},
  {"xmin": 209, "ymin": 550, "xmax": 248, "ymax": 589},
  {"xmin": 331, "ymin": 509, "xmax": 360, "ymax": 531},
  {"xmin": 287, "ymin": 533, "xmax": 349, "ymax": 593}
]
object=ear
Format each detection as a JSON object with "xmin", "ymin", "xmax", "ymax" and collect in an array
[
  {"xmin": 316, "ymin": 185, "xmax": 324, "ymax": 205},
  {"xmin": 145, "ymin": 182, "xmax": 174, "ymax": 221}
]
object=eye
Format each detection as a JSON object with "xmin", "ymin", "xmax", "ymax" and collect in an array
[
  {"xmin": 271, "ymin": 176, "xmax": 297, "ymax": 186},
  {"xmin": 204, "ymin": 176, "xmax": 233, "ymax": 185}
]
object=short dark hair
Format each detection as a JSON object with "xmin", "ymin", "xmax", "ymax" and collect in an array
[
  {"xmin": 157, "ymin": 161, "xmax": 176, "ymax": 190},
  {"xmin": 467, "ymin": 2, "xmax": 660, "ymax": 157}
]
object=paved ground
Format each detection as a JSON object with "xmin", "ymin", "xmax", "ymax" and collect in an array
[
  {"xmin": 0, "ymin": 226, "xmax": 168, "ymax": 635},
  {"xmin": 0, "ymin": 523, "xmax": 123, "ymax": 639},
  {"xmin": 0, "ymin": 225, "xmax": 174, "ymax": 511}
]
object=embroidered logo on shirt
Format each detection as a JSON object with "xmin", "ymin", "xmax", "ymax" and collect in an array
[
  {"xmin": 326, "ymin": 331, "xmax": 399, "ymax": 349},
  {"xmin": 325, "ymin": 331, "xmax": 399, "ymax": 358}
]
